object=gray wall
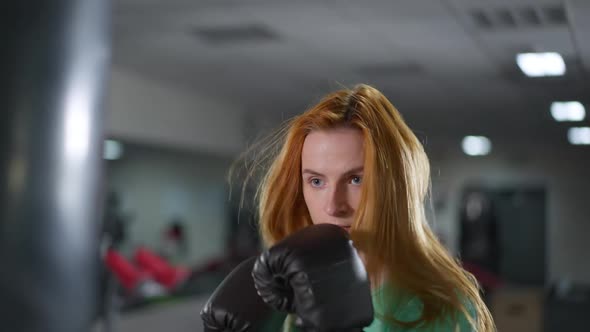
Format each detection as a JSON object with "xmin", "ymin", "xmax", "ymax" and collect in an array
[
  {"xmin": 106, "ymin": 144, "xmax": 233, "ymax": 266},
  {"xmin": 428, "ymin": 139, "xmax": 590, "ymax": 285},
  {"xmin": 107, "ymin": 67, "xmax": 245, "ymax": 156}
]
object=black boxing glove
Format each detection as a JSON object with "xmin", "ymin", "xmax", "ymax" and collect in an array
[
  {"xmin": 252, "ymin": 224, "xmax": 374, "ymax": 331},
  {"xmin": 200, "ymin": 256, "xmax": 286, "ymax": 332}
]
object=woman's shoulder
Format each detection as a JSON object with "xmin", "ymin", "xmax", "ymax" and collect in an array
[{"xmin": 368, "ymin": 283, "xmax": 476, "ymax": 331}]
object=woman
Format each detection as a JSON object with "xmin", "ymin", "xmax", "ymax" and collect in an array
[{"xmin": 236, "ymin": 84, "xmax": 495, "ymax": 331}]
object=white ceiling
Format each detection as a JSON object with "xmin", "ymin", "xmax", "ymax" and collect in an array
[{"xmin": 112, "ymin": 0, "xmax": 589, "ymax": 148}]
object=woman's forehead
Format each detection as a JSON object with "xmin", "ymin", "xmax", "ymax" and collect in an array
[{"xmin": 301, "ymin": 128, "xmax": 364, "ymax": 173}]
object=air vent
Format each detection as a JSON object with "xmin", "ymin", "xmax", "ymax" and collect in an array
[
  {"xmin": 519, "ymin": 8, "xmax": 542, "ymax": 26},
  {"xmin": 470, "ymin": 4, "xmax": 567, "ymax": 30},
  {"xmin": 543, "ymin": 5, "xmax": 567, "ymax": 24},
  {"xmin": 358, "ymin": 62, "xmax": 423, "ymax": 76},
  {"xmin": 193, "ymin": 23, "xmax": 280, "ymax": 45}
]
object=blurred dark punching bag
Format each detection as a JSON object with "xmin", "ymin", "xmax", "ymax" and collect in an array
[
  {"xmin": 0, "ymin": 0, "xmax": 110, "ymax": 331},
  {"xmin": 459, "ymin": 189, "xmax": 500, "ymax": 273}
]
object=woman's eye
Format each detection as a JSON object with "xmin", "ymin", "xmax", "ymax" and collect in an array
[
  {"xmin": 310, "ymin": 178, "xmax": 323, "ymax": 187},
  {"xmin": 351, "ymin": 176, "xmax": 362, "ymax": 185}
]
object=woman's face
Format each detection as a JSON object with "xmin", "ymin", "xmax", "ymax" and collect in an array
[{"xmin": 301, "ymin": 127, "xmax": 364, "ymax": 231}]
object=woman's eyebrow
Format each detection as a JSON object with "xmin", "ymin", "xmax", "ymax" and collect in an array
[
  {"xmin": 301, "ymin": 166, "xmax": 364, "ymax": 176},
  {"xmin": 301, "ymin": 169, "xmax": 324, "ymax": 176},
  {"xmin": 344, "ymin": 166, "xmax": 364, "ymax": 175}
]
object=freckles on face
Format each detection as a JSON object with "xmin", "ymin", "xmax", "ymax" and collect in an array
[{"xmin": 301, "ymin": 127, "xmax": 365, "ymax": 230}]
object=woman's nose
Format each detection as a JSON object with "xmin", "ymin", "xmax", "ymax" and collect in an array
[{"xmin": 324, "ymin": 185, "xmax": 351, "ymax": 217}]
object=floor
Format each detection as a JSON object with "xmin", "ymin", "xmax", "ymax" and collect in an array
[{"xmin": 93, "ymin": 296, "xmax": 208, "ymax": 332}]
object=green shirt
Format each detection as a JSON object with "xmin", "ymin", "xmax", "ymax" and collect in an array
[{"xmin": 285, "ymin": 284, "xmax": 474, "ymax": 332}]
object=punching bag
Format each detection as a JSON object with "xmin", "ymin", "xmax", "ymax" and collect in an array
[{"xmin": 0, "ymin": 0, "xmax": 111, "ymax": 331}]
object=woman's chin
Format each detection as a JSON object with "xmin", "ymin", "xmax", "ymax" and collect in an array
[{"xmin": 341, "ymin": 226, "xmax": 351, "ymax": 232}]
